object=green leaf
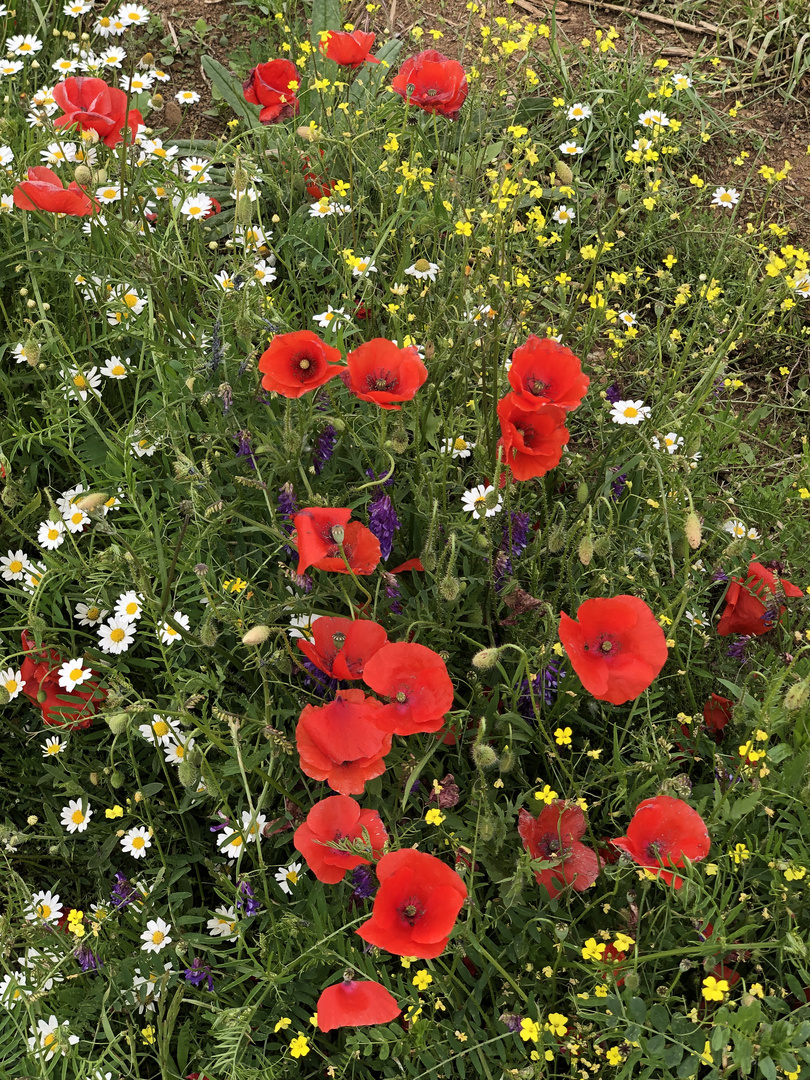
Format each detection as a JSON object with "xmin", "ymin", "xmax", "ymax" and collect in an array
[
  {"xmin": 758, "ymin": 1055, "xmax": 777, "ymax": 1080},
  {"xmin": 310, "ymin": 0, "xmax": 341, "ymax": 45},
  {"xmin": 201, "ymin": 55, "xmax": 264, "ymax": 130},
  {"xmin": 627, "ymin": 997, "xmax": 647, "ymax": 1024},
  {"xmin": 349, "ymin": 39, "xmax": 403, "ymax": 105}
]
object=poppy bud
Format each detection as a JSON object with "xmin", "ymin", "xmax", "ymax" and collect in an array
[
  {"xmin": 105, "ymin": 712, "xmax": 129, "ymax": 734},
  {"xmin": 472, "ymin": 647, "xmax": 501, "ymax": 670},
  {"xmin": 0, "ymin": 687, "xmax": 9, "ymax": 705},
  {"xmin": 478, "ymin": 817, "xmax": 497, "ymax": 841},
  {"xmin": 234, "ymin": 195, "xmax": 253, "ymax": 226},
  {"xmin": 684, "ymin": 511, "xmax": 702, "ymax": 549},
  {"xmin": 439, "ymin": 576, "xmax": 461, "ymax": 602},
  {"xmin": 22, "ymin": 339, "xmax": 40, "ymax": 366},
  {"xmin": 784, "ymin": 679, "xmax": 810, "ymax": 712},
  {"xmin": 37, "ymin": 689, "xmax": 48, "ymax": 704},
  {"xmin": 70, "ymin": 162, "xmax": 92, "ymax": 185},
  {"xmin": 242, "ymin": 625, "xmax": 271, "ymax": 645},
  {"xmin": 499, "ymin": 749, "xmax": 515, "ymax": 773},
  {"xmin": 547, "ymin": 522, "xmax": 565, "ymax": 552},
  {"xmin": 110, "ymin": 769, "xmax": 125, "ymax": 788},
  {"xmin": 199, "ymin": 617, "xmax": 218, "ymax": 647},
  {"xmin": 593, "ymin": 535, "xmax": 611, "ymax": 557},
  {"xmin": 178, "ymin": 758, "xmax": 199, "ymax": 789},
  {"xmin": 623, "ymin": 972, "xmax": 639, "ymax": 990},
  {"xmin": 76, "ymin": 492, "xmax": 109, "ymax": 512},
  {"xmin": 579, "ymin": 535, "xmax": 595, "ymax": 565},
  {"xmin": 472, "ymin": 743, "xmax": 498, "ymax": 769},
  {"xmin": 576, "ymin": 481, "xmax": 589, "ymax": 504},
  {"xmin": 88, "ymin": 773, "xmax": 99, "ymax": 787}
]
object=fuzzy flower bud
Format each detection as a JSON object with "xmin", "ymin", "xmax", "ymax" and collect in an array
[
  {"xmin": 576, "ymin": 481, "xmax": 589, "ymax": 504},
  {"xmin": 684, "ymin": 511, "xmax": 702, "ymax": 550},
  {"xmin": 472, "ymin": 743, "xmax": 498, "ymax": 769},
  {"xmin": 784, "ymin": 679, "xmax": 810, "ymax": 712},
  {"xmin": 105, "ymin": 712, "xmax": 129, "ymax": 735},
  {"xmin": 73, "ymin": 163, "xmax": 92, "ymax": 186},
  {"xmin": 242, "ymin": 625, "xmax": 271, "ymax": 646},
  {"xmin": 472, "ymin": 647, "xmax": 502, "ymax": 670},
  {"xmin": 554, "ymin": 160, "xmax": 574, "ymax": 185},
  {"xmin": 578, "ymin": 536, "xmax": 594, "ymax": 566},
  {"xmin": 76, "ymin": 492, "xmax": 109, "ymax": 512}
]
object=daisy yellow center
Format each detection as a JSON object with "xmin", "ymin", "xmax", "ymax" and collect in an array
[
  {"xmin": 102, "ymin": 189, "xmax": 116, "ymax": 199},
  {"xmin": 43, "ymin": 1032, "xmax": 57, "ymax": 1048},
  {"xmin": 188, "ymin": 205, "xmax": 201, "ymax": 215},
  {"xmin": 230, "ymin": 834, "xmax": 242, "ymax": 847},
  {"xmin": 623, "ymin": 406, "xmax": 638, "ymax": 418},
  {"xmin": 73, "ymin": 374, "xmax": 88, "ymax": 389},
  {"xmin": 111, "ymin": 364, "xmax": 125, "ymax": 376},
  {"xmin": 38, "ymin": 903, "xmax": 51, "ymax": 919},
  {"xmin": 151, "ymin": 930, "xmax": 164, "ymax": 944},
  {"xmin": 47, "ymin": 743, "xmax": 61, "ymax": 754},
  {"xmin": 174, "ymin": 744, "xmax": 185, "ymax": 758},
  {"xmin": 99, "ymin": 16, "xmax": 111, "ymax": 25},
  {"xmin": 132, "ymin": 836, "xmax": 145, "ymax": 849},
  {"xmin": 72, "ymin": 809, "xmax": 85, "ymax": 824},
  {"xmin": 29, "ymin": 573, "xmax": 42, "ymax": 587},
  {"xmin": 454, "ymin": 437, "xmax": 467, "ymax": 451},
  {"xmin": 110, "ymin": 628, "xmax": 126, "ymax": 643},
  {"xmin": 165, "ymin": 625, "xmax": 178, "ymax": 637},
  {"xmin": 69, "ymin": 667, "xmax": 83, "ymax": 680},
  {"xmin": 105, "ymin": 497, "xmax": 116, "ymax": 507},
  {"xmin": 19, "ymin": 43, "xmax": 32, "ymax": 52},
  {"xmin": 47, "ymin": 528, "xmax": 59, "ymax": 539},
  {"xmin": 9, "ymin": 559, "xmax": 22, "ymax": 573},
  {"xmin": 153, "ymin": 720, "xmax": 169, "ymax": 736},
  {"xmin": 130, "ymin": 12, "xmax": 142, "ymax": 19},
  {"xmin": 87, "ymin": 606, "xmax": 100, "ymax": 620},
  {"xmin": 124, "ymin": 293, "xmax": 139, "ymax": 307},
  {"xmin": 286, "ymin": 870, "xmax": 298, "ymax": 885},
  {"xmin": 125, "ymin": 601, "xmax": 138, "ymax": 614},
  {"xmin": 71, "ymin": 512, "xmax": 83, "ymax": 523},
  {"xmin": 720, "ymin": 193, "xmax": 732, "ymax": 203},
  {"xmin": 4, "ymin": 679, "xmax": 17, "ymax": 693}
]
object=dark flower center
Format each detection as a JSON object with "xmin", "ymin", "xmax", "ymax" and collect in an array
[
  {"xmin": 539, "ymin": 836, "xmax": 567, "ymax": 859},
  {"xmin": 367, "ymin": 369, "xmax": 398, "ymax": 393},
  {"xmin": 583, "ymin": 634, "xmax": 619, "ymax": 655},
  {"xmin": 332, "ymin": 632, "xmax": 346, "ymax": 649},
  {"xmin": 291, "ymin": 350, "xmax": 319, "ymax": 380},
  {"xmin": 527, "ymin": 377, "xmax": 548, "ymax": 396},
  {"xmin": 395, "ymin": 691, "xmax": 407, "ymax": 704},
  {"xmin": 398, "ymin": 896, "xmax": 424, "ymax": 925},
  {"xmin": 513, "ymin": 422, "xmax": 537, "ymax": 447},
  {"xmin": 646, "ymin": 841, "xmax": 663, "ymax": 859}
]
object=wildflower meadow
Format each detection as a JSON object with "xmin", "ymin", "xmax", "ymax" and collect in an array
[{"xmin": 1, "ymin": 0, "xmax": 810, "ymax": 1077}]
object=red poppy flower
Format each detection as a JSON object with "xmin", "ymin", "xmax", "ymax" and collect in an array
[
  {"xmin": 297, "ymin": 616, "xmax": 388, "ymax": 679},
  {"xmin": 53, "ymin": 77, "xmax": 142, "ymax": 147},
  {"xmin": 507, "ymin": 336, "xmax": 589, "ymax": 412},
  {"xmin": 497, "ymin": 393, "xmax": 570, "ymax": 481},
  {"xmin": 242, "ymin": 59, "xmax": 300, "ymax": 124},
  {"xmin": 389, "ymin": 558, "xmax": 424, "ymax": 573},
  {"xmin": 716, "ymin": 560, "xmax": 803, "ymax": 637},
  {"xmin": 317, "ymin": 978, "xmax": 400, "ymax": 1031},
  {"xmin": 558, "ymin": 596, "xmax": 668, "ymax": 705},
  {"xmin": 19, "ymin": 631, "xmax": 105, "ymax": 730},
  {"xmin": 296, "ymin": 690, "xmax": 392, "ymax": 795},
  {"xmin": 320, "ymin": 30, "xmax": 380, "ymax": 68},
  {"xmin": 703, "ymin": 694, "xmax": 733, "ymax": 740},
  {"xmin": 302, "ymin": 148, "xmax": 332, "ymax": 199},
  {"xmin": 517, "ymin": 802, "xmax": 600, "ymax": 899},
  {"xmin": 391, "ymin": 50, "xmax": 468, "ymax": 120},
  {"xmin": 611, "ymin": 795, "xmax": 710, "ymax": 888},
  {"xmin": 13, "ymin": 167, "xmax": 97, "ymax": 217},
  {"xmin": 294, "ymin": 794, "xmax": 387, "ymax": 883},
  {"xmin": 362, "ymin": 642, "xmax": 454, "ymax": 735},
  {"xmin": 356, "ymin": 848, "xmax": 467, "ymax": 958},
  {"xmin": 293, "ymin": 508, "xmax": 382, "ymax": 577},
  {"xmin": 258, "ymin": 330, "xmax": 343, "ymax": 399},
  {"xmin": 345, "ymin": 339, "xmax": 428, "ymax": 411}
]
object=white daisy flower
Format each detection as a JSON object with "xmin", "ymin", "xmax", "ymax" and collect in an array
[
  {"xmin": 671, "ymin": 73, "xmax": 692, "ymax": 90},
  {"xmin": 130, "ymin": 962, "xmax": 173, "ymax": 1012},
  {"xmin": 175, "ymin": 89, "xmax": 200, "ymax": 104},
  {"xmin": 747, "ymin": 527, "xmax": 760, "ymax": 541},
  {"xmin": 65, "ymin": 366, "xmax": 102, "ymax": 402},
  {"xmin": 74, "ymin": 600, "xmax": 109, "ymax": 626},
  {"xmin": 651, "ymin": 432, "xmax": 683, "ymax": 454},
  {"xmin": 0, "ymin": 549, "xmax": 27, "ymax": 581},
  {"xmin": 140, "ymin": 918, "xmax": 172, "ymax": 954},
  {"xmin": 252, "ymin": 259, "xmax": 277, "ymax": 286},
  {"xmin": 309, "ymin": 198, "xmax": 334, "ymax": 218},
  {"xmin": 63, "ymin": 505, "xmax": 90, "ymax": 533},
  {"xmin": 94, "ymin": 13, "xmax": 125, "ymax": 35},
  {"xmin": 461, "ymin": 483, "xmax": 502, "ymax": 519},
  {"xmin": 792, "ymin": 273, "xmax": 810, "ymax": 299},
  {"xmin": 351, "ymin": 256, "xmax": 377, "ymax": 278},
  {"xmin": 617, "ymin": 310, "xmax": 637, "ymax": 327},
  {"xmin": 638, "ymin": 109, "xmax": 670, "ymax": 128},
  {"xmin": 21, "ymin": 561, "xmax": 47, "ymax": 595},
  {"xmin": 723, "ymin": 518, "xmax": 748, "ymax": 539},
  {"xmin": 287, "ymin": 612, "xmax": 322, "ymax": 639},
  {"xmin": 0, "ymin": 145, "xmax": 12, "ymax": 168},
  {"xmin": 465, "ymin": 304, "xmax": 494, "ymax": 322},
  {"xmin": 120, "ymin": 72, "xmax": 154, "ymax": 93},
  {"xmin": 61, "ymin": 798, "xmax": 92, "ymax": 834},
  {"xmin": 114, "ymin": 591, "xmax": 144, "ymax": 622},
  {"xmin": 138, "ymin": 714, "xmax": 180, "ymax": 746},
  {"xmin": 149, "ymin": 67, "xmax": 171, "ymax": 83},
  {"xmin": 0, "ymin": 59, "xmax": 25, "ymax": 76},
  {"xmin": 241, "ymin": 810, "xmax": 267, "ymax": 842},
  {"xmin": 95, "ymin": 183, "xmax": 122, "ymax": 204},
  {"xmin": 7, "ymin": 35, "xmax": 44, "ymax": 56},
  {"xmin": 312, "ymin": 305, "xmax": 348, "ymax": 331},
  {"xmin": 685, "ymin": 610, "xmax": 708, "ymax": 628},
  {"xmin": 405, "ymin": 259, "xmax": 440, "ymax": 281},
  {"xmin": 0, "ymin": 971, "xmax": 30, "ymax": 1008},
  {"xmin": 552, "ymin": 204, "xmax": 575, "ymax": 225},
  {"xmin": 609, "ymin": 399, "xmax": 651, "ymax": 425},
  {"xmin": 275, "ymin": 862, "xmax": 303, "ymax": 895},
  {"xmin": 711, "ymin": 186, "xmax": 740, "ymax": 208},
  {"xmin": 232, "ymin": 224, "xmax": 270, "ymax": 251},
  {"xmin": 218, "ymin": 827, "xmax": 247, "ymax": 860},
  {"xmin": 52, "ymin": 57, "xmax": 79, "ymax": 74},
  {"xmin": 37, "ymin": 519, "xmax": 66, "ymax": 550},
  {"xmin": 214, "ymin": 269, "xmax": 238, "ymax": 292},
  {"xmin": 57, "ymin": 658, "xmax": 93, "ymax": 692},
  {"xmin": 179, "ymin": 193, "xmax": 213, "ymax": 220},
  {"xmin": 64, "ymin": 0, "xmax": 94, "ymax": 14},
  {"xmin": 182, "ymin": 155, "xmax": 211, "ymax": 179},
  {"xmin": 158, "ymin": 610, "xmax": 190, "ymax": 645},
  {"xmin": 441, "ymin": 436, "xmax": 475, "ymax": 459},
  {"xmin": 163, "ymin": 735, "xmax": 194, "ymax": 765},
  {"xmin": 42, "ymin": 736, "xmax": 65, "ymax": 757},
  {"xmin": 140, "ymin": 137, "xmax": 177, "ymax": 162},
  {"xmin": 121, "ymin": 826, "xmax": 152, "ymax": 859},
  {"xmin": 131, "ymin": 432, "xmax": 159, "ymax": 457},
  {"xmin": 27, "ymin": 1015, "xmax": 79, "ymax": 1059},
  {"xmin": 97, "ymin": 618, "xmax": 136, "ymax": 654},
  {"xmin": 101, "ymin": 354, "xmax": 129, "ymax": 379},
  {"xmin": 25, "ymin": 891, "xmax": 63, "ymax": 923},
  {"xmin": 110, "ymin": 284, "xmax": 147, "ymax": 318},
  {"xmin": 99, "ymin": 46, "xmax": 127, "ymax": 67},
  {"xmin": 558, "ymin": 142, "xmax": 584, "ymax": 155},
  {"xmin": 207, "ymin": 906, "xmax": 238, "ymax": 938},
  {"xmin": 0, "ymin": 194, "xmax": 13, "ymax": 212},
  {"xmin": 230, "ymin": 186, "xmax": 258, "ymax": 202},
  {"xmin": 40, "ymin": 140, "xmax": 78, "ymax": 166},
  {"xmin": 566, "ymin": 102, "xmax": 592, "ymax": 120},
  {"xmin": 1, "ymin": 667, "xmax": 23, "ymax": 700}
]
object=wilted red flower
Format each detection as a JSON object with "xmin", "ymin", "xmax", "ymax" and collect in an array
[
  {"xmin": 13, "ymin": 167, "xmax": 97, "ymax": 217},
  {"xmin": 558, "ymin": 596, "xmax": 668, "ymax": 705},
  {"xmin": 345, "ymin": 339, "xmax": 428, "ymax": 411},
  {"xmin": 317, "ymin": 978, "xmax": 400, "ymax": 1031},
  {"xmin": 296, "ymin": 690, "xmax": 392, "ymax": 795},
  {"xmin": 53, "ymin": 76, "xmax": 142, "ymax": 147},
  {"xmin": 717, "ymin": 560, "xmax": 804, "ymax": 637},
  {"xmin": 497, "ymin": 394, "xmax": 570, "ymax": 481},
  {"xmin": 293, "ymin": 794, "xmax": 387, "ymax": 883},
  {"xmin": 292, "ymin": 508, "xmax": 382, "ymax": 576},
  {"xmin": 302, "ymin": 150, "xmax": 332, "ymax": 199},
  {"xmin": 258, "ymin": 330, "xmax": 343, "ymax": 399},
  {"xmin": 356, "ymin": 848, "xmax": 466, "ymax": 958},
  {"xmin": 242, "ymin": 59, "xmax": 300, "ymax": 123},
  {"xmin": 611, "ymin": 795, "xmax": 710, "ymax": 888},
  {"xmin": 517, "ymin": 802, "xmax": 600, "ymax": 899},
  {"xmin": 320, "ymin": 30, "xmax": 379, "ymax": 68},
  {"xmin": 296, "ymin": 616, "xmax": 388, "ymax": 679},
  {"xmin": 19, "ymin": 631, "xmax": 105, "ymax": 730},
  {"xmin": 507, "ymin": 337, "xmax": 589, "ymax": 412},
  {"xmin": 703, "ymin": 694, "xmax": 733, "ymax": 740},
  {"xmin": 362, "ymin": 642, "xmax": 454, "ymax": 735},
  {"xmin": 391, "ymin": 50, "xmax": 468, "ymax": 119}
]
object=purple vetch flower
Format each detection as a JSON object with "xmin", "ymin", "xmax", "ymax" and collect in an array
[
  {"xmin": 278, "ymin": 482, "xmax": 298, "ymax": 535},
  {"xmin": 74, "ymin": 942, "xmax": 102, "ymax": 972},
  {"xmin": 349, "ymin": 865, "xmax": 377, "ymax": 901},
  {"xmin": 368, "ymin": 491, "xmax": 400, "ymax": 561},
  {"xmin": 712, "ymin": 568, "xmax": 729, "ymax": 583},
  {"xmin": 280, "ymin": 563, "xmax": 313, "ymax": 593},
  {"xmin": 605, "ymin": 383, "xmax": 622, "ymax": 405},
  {"xmin": 111, "ymin": 872, "xmax": 137, "ymax": 910},
  {"xmin": 610, "ymin": 472, "xmax": 627, "ymax": 502},
  {"xmin": 380, "ymin": 570, "xmax": 402, "ymax": 614},
  {"xmin": 237, "ymin": 880, "xmax": 262, "ymax": 917},
  {"xmin": 495, "ymin": 511, "xmax": 532, "ymax": 581},
  {"xmin": 313, "ymin": 425, "xmax": 337, "ymax": 475},
  {"xmin": 219, "ymin": 382, "xmax": 234, "ymax": 415},
  {"xmin": 500, "ymin": 1013, "xmax": 523, "ymax": 1034},
  {"xmin": 184, "ymin": 958, "xmax": 214, "ymax": 992},
  {"xmin": 726, "ymin": 636, "xmax": 751, "ymax": 663},
  {"xmin": 234, "ymin": 430, "xmax": 256, "ymax": 469},
  {"xmin": 518, "ymin": 662, "xmax": 565, "ymax": 720}
]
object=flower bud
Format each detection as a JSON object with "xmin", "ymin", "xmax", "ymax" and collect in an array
[
  {"xmin": 472, "ymin": 743, "xmax": 498, "ymax": 769},
  {"xmin": 76, "ymin": 492, "xmax": 109, "ymax": 512},
  {"xmin": 472, "ymin": 647, "xmax": 501, "ymax": 670},
  {"xmin": 110, "ymin": 769, "xmax": 125, "ymax": 788},
  {"xmin": 242, "ymin": 625, "xmax": 271, "ymax": 646},
  {"xmin": 22, "ymin": 338, "xmax": 40, "ymax": 366},
  {"xmin": 593, "ymin": 535, "xmax": 611, "ymax": 557},
  {"xmin": 784, "ymin": 679, "xmax": 810, "ymax": 712},
  {"xmin": 499, "ymin": 749, "xmax": 515, "ymax": 773},
  {"xmin": 439, "ymin": 576, "xmax": 461, "ymax": 602},
  {"xmin": 684, "ymin": 511, "xmax": 702, "ymax": 549},
  {"xmin": 105, "ymin": 712, "xmax": 129, "ymax": 735},
  {"xmin": 199, "ymin": 617, "xmax": 218, "ymax": 647},
  {"xmin": 554, "ymin": 160, "xmax": 574, "ymax": 185},
  {"xmin": 178, "ymin": 758, "xmax": 199, "ymax": 789},
  {"xmin": 547, "ymin": 522, "xmax": 565, "ymax": 553},
  {"xmin": 576, "ymin": 481, "xmax": 589, "ymax": 504},
  {"xmin": 484, "ymin": 488, "xmax": 501, "ymax": 510},
  {"xmin": 578, "ymin": 536, "xmax": 594, "ymax": 566},
  {"xmin": 73, "ymin": 163, "xmax": 92, "ymax": 186}
]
